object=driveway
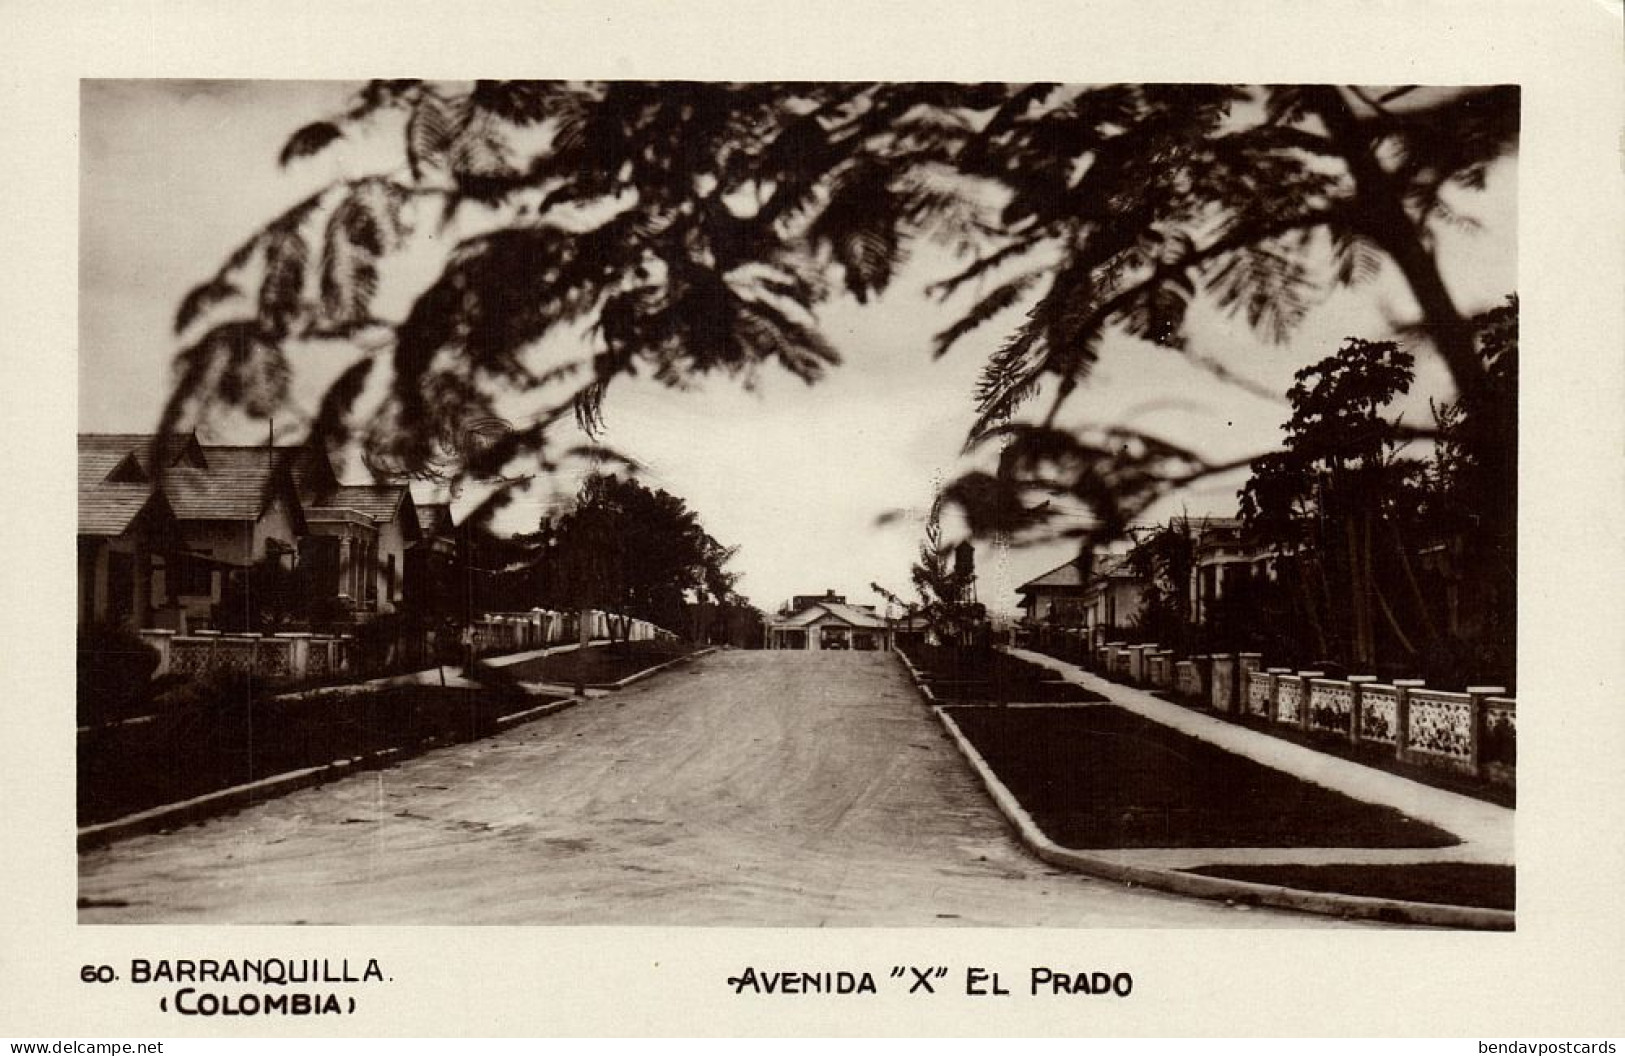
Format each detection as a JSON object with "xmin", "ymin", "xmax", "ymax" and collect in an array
[{"xmin": 78, "ymin": 650, "xmax": 1364, "ymax": 926}]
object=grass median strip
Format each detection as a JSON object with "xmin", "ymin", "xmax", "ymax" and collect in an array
[
  {"xmin": 900, "ymin": 643, "xmax": 1107, "ymax": 704},
  {"xmin": 497, "ymin": 640, "xmax": 697, "ymax": 685},
  {"xmin": 78, "ymin": 680, "xmax": 562, "ymax": 827},
  {"xmin": 946, "ymin": 704, "xmax": 1459, "ymax": 850},
  {"xmin": 1181, "ymin": 863, "xmax": 1515, "ymax": 911}
]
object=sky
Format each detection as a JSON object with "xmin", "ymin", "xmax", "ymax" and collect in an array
[{"xmin": 79, "ymin": 80, "xmax": 1518, "ymax": 617}]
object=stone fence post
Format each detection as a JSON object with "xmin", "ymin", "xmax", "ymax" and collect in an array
[
  {"xmin": 1347, "ymin": 675, "xmax": 1376, "ymax": 745},
  {"xmin": 1466, "ymin": 685, "xmax": 1507, "ymax": 777},
  {"xmin": 1296, "ymin": 671, "xmax": 1324, "ymax": 732},
  {"xmin": 1194, "ymin": 655, "xmax": 1214, "ymax": 704},
  {"xmin": 1210, "ymin": 653, "xmax": 1235, "ymax": 712},
  {"xmin": 1265, "ymin": 668, "xmax": 1292, "ymax": 723},
  {"xmin": 1128, "ymin": 644, "xmax": 1153, "ymax": 684},
  {"xmin": 139, "ymin": 629, "xmax": 175, "ymax": 676},
  {"xmin": 275, "ymin": 632, "xmax": 312, "ymax": 679},
  {"xmin": 1393, "ymin": 678, "xmax": 1426, "ymax": 761}
]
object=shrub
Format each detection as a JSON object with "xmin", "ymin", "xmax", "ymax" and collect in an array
[{"xmin": 76, "ymin": 624, "xmax": 159, "ymax": 726}]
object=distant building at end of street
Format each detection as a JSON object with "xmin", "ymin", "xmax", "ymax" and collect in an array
[{"xmin": 765, "ymin": 589, "xmax": 894, "ymax": 651}]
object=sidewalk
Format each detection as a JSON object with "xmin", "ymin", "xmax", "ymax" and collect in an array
[
  {"xmin": 279, "ymin": 641, "xmax": 612, "ymax": 700},
  {"xmin": 1002, "ymin": 647, "xmax": 1514, "ymax": 870}
]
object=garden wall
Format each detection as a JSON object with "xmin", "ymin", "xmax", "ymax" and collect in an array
[
  {"xmin": 139, "ymin": 608, "xmax": 678, "ymax": 682},
  {"xmin": 1020, "ymin": 625, "xmax": 1516, "ymax": 785}
]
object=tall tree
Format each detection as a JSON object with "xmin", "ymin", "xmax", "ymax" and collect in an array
[
  {"xmin": 541, "ymin": 473, "xmax": 738, "ymax": 638},
  {"xmin": 1235, "ymin": 301, "xmax": 1516, "ymax": 684},
  {"xmin": 1239, "ymin": 337, "xmax": 1423, "ymax": 670},
  {"xmin": 1125, "ymin": 516, "xmax": 1197, "ymax": 653},
  {"xmin": 897, "ymin": 515, "xmax": 983, "ymax": 646}
]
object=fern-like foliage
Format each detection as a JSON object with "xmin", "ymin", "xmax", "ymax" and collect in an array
[{"xmin": 167, "ymin": 80, "xmax": 1515, "ymax": 552}]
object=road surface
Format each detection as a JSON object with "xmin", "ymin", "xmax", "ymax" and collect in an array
[{"xmin": 79, "ymin": 650, "xmax": 1363, "ymax": 926}]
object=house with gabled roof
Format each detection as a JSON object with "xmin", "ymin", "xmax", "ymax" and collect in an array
[
  {"xmin": 262, "ymin": 438, "xmax": 424, "ymax": 618},
  {"xmin": 765, "ymin": 590, "xmax": 894, "ymax": 651},
  {"xmin": 1015, "ymin": 551, "xmax": 1144, "ymax": 637},
  {"xmin": 300, "ymin": 482, "xmax": 422, "ymax": 616},
  {"xmin": 79, "ymin": 433, "xmax": 305, "ymax": 629},
  {"xmin": 78, "ymin": 431, "xmax": 427, "ymax": 629},
  {"xmin": 78, "ymin": 436, "xmax": 184, "ymax": 629},
  {"xmin": 404, "ymin": 501, "xmax": 461, "ymax": 617}
]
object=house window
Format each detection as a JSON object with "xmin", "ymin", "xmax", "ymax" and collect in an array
[
  {"xmin": 385, "ymin": 553, "xmax": 397, "ymax": 601},
  {"xmin": 820, "ymin": 626, "xmax": 850, "ymax": 650}
]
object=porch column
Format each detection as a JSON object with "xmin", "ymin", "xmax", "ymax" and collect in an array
[{"xmin": 338, "ymin": 536, "xmax": 354, "ymax": 600}]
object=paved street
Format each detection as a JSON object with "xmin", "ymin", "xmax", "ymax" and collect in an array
[{"xmin": 79, "ymin": 651, "xmax": 1364, "ymax": 926}]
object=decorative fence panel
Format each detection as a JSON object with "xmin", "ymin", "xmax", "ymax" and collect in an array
[
  {"xmin": 1308, "ymin": 678, "xmax": 1352, "ymax": 735},
  {"xmin": 1275, "ymin": 676, "xmax": 1303, "ymax": 726},
  {"xmin": 1019, "ymin": 630, "xmax": 1514, "ymax": 784},
  {"xmin": 1404, "ymin": 689, "xmax": 1475, "ymax": 770},
  {"xmin": 1359, "ymin": 685, "xmax": 1399, "ymax": 745},
  {"xmin": 1245, "ymin": 671, "xmax": 1272, "ymax": 718},
  {"xmin": 256, "ymin": 637, "xmax": 294, "ymax": 678},
  {"xmin": 1175, "ymin": 661, "xmax": 1200, "ymax": 699},
  {"xmin": 141, "ymin": 631, "xmax": 350, "ymax": 682},
  {"xmin": 306, "ymin": 639, "xmax": 331, "ymax": 677}
]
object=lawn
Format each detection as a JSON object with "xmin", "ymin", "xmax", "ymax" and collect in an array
[
  {"xmin": 946, "ymin": 704, "xmax": 1459, "ymax": 850},
  {"xmin": 78, "ymin": 679, "xmax": 556, "ymax": 827},
  {"xmin": 1183, "ymin": 863, "xmax": 1515, "ymax": 911},
  {"xmin": 900, "ymin": 642, "xmax": 1106, "ymax": 704},
  {"xmin": 497, "ymin": 639, "xmax": 698, "ymax": 685}
]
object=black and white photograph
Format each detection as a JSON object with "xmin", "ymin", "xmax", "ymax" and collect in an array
[
  {"xmin": 5, "ymin": 0, "xmax": 1624, "ymax": 1041},
  {"xmin": 73, "ymin": 76, "xmax": 1521, "ymax": 930}
]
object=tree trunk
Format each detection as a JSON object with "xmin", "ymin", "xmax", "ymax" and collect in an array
[
  {"xmin": 1309, "ymin": 87, "xmax": 1486, "ymax": 414},
  {"xmin": 1391, "ymin": 518, "xmax": 1441, "ymax": 646},
  {"xmin": 1345, "ymin": 514, "xmax": 1370, "ymax": 668}
]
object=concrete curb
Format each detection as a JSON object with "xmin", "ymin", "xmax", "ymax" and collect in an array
[
  {"xmin": 77, "ymin": 691, "xmax": 583, "ymax": 852},
  {"xmin": 892, "ymin": 650, "xmax": 1513, "ymax": 930}
]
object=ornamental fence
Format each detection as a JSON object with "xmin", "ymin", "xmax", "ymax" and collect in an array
[
  {"xmin": 1022, "ymin": 625, "xmax": 1515, "ymax": 786},
  {"xmin": 138, "ymin": 629, "xmax": 354, "ymax": 683},
  {"xmin": 139, "ymin": 608, "xmax": 678, "ymax": 684}
]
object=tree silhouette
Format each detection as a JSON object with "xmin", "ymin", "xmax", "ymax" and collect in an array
[
  {"xmin": 1236, "ymin": 301, "xmax": 1517, "ymax": 683},
  {"xmin": 163, "ymin": 82, "xmax": 1516, "ymax": 557},
  {"xmin": 1239, "ymin": 337, "xmax": 1422, "ymax": 669},
  {"xmin": 541, "ymin": 473, "xmax": 738, "ymax": 638},
  {"xmin": 895, "ymin": 515, "xmax": 983, "ymax": 646}
]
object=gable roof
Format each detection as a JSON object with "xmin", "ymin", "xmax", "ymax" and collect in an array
[
  {"xmin": 416, "ymin": 502, "xmax": 455, "ymax": 538},
  {"xmin": 78, "ymin": 433, "xmax": 189, "ymax": 488},
  {"xmin": 1015, "ymin": 552, "xmax": 1138, "ymax": 600},
  {"xmin": 79, "ymin": 434, "xmax": 296, "ymax": 523},
  {"xmin": 318, "ymin": 485, "xmax": 406, "ymax": 522},
  {"xmin": 777, "ymin": 600, "xmax": 890, "ymax": 630},
  {"xmin": 308, "ymin": 484, "xmax": 422, "ymax": 541},
  {"xmin": 280, "ymin": 443, "xmax": 341, "ymax": 502},
  {"xmin": 78, "ymin": 483, "xmax": 173, "ymax": 537},
  {"xmin": 1015, "ymin": 558, "xmax": 1086, "ymax": 593},
  {"xmin": 157, "ymin": 445, "xmax": 300, "ymax": 523},
  {"xmin": 79, "ymin": 436, "xmax": 178, "ymax": 536}
]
